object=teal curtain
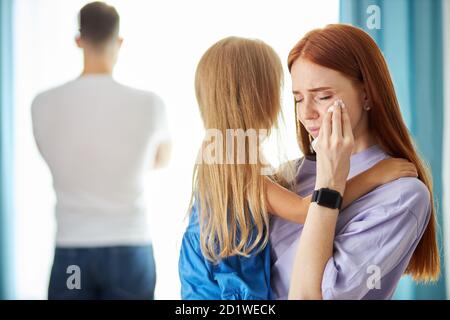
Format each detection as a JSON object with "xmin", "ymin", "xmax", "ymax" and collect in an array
[
  {"xmin": 340, "ymin": 0, "xmax": 446, "ymax": 299},
  {"xmin": 0, "ymin": 0, "xmax": 15, "ymax": 299}
]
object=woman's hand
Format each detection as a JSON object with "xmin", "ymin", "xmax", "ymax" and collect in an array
[
  {"xmin": 314, "ymin": 100, "xmax": 354, "ymax": 195},
  {"xmin": 288, "ymin": 99, "xmax": 353, "ymax": 300}
]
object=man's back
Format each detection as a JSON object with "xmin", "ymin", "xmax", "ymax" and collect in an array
[{"xmin": 32, "ymin": 74, "xmax": 169, "ymax": 247}]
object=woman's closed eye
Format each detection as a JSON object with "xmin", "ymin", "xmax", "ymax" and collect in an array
[
  {"xmin": 294, "ymin": 93, "xmax": 333, "ymax": 105},
  {"xmin": 313, "ymin": 94, "xmax": 334, "ymax": 105},
  {"xmin": 294, "ymin": 96, "xmax": 303, "ymax": 104},
  {"xmin": 316, "ymin": 92, "xmax": 334, "ymax": 100}
]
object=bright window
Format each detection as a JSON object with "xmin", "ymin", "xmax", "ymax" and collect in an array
[{"xmin": 13, "ymin": 0, "xmax": 339, "ymax": 299}]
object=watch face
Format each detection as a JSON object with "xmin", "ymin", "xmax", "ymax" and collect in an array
[{"xmin": 315, "ymin": 188, "xmax": 342, "ymax": 209}]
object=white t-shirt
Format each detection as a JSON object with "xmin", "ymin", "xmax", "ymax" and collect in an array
[{"xmin": 31, "ymin": 74, "xmax": 170, "ymax": 247}]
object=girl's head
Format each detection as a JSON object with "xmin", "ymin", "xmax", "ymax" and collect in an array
[
  {"xmin": 192, "ymin": 37, "xmax": 283, "ymax": 262},
  {"xmin": 288, "ymin": 24, "xmax": 439, "ymax": 281},
  {"xmin": 195, "ymin": 36, "xmax": 283, "ymax": 132}
]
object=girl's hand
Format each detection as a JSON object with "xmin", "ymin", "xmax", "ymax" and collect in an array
[
  {"xmin": 342, "ymin": 158, "xmax": 417, "ymax": 209},
  {"xmin": 314, "ymin": 100, "xmax": 354, "ymax": 195},
  {"xmin": 369, "ymin": 158, "xmax": 418, "ymax": 184}
]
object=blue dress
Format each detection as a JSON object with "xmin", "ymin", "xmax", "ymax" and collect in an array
[{"xmin": 178, "ymin": 203, "xmax": 272, "ymax": 299}]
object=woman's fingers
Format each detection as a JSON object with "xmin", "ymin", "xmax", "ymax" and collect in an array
[
  {"xmin": 341, "ymin": 101, "xmax": 354, "ymax": 142},
  {"xmin": 320, "ymin": 106, "xmax": 332, "ymax": 140},
  {"xmin": 331, "ymin": 101, "xmax": 342, "ymax": 138}
]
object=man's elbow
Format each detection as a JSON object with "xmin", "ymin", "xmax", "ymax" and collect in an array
[
  {"xmin": 152, "ymin": 141, "xmax": 172, "ymax": 170},
  {"xmin": 153, "ymin": 158, "xmax": 169, "ymax": 169}
]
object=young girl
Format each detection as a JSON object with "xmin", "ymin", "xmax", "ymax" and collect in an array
[{"xmin": 178, "ymin": 36, "xmax": 417, "ymax": 299}]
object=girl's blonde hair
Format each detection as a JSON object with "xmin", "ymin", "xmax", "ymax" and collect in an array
[{"xmin": 190, "ymin": 37, "xmax": 284, "ymax": 262}]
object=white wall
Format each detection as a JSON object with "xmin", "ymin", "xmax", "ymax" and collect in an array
[
  {"xmin": 13, "ymin": 0, "xmax": 339, "ymax": 299},
  {"xmin": 442, "ymin": 0, "xmax": 450, "ymax": 299}
]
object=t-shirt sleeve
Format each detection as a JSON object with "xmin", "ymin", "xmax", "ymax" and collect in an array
[{"xmin": 321, "ymin": 178, "xmax": 431, "ymax": 299}]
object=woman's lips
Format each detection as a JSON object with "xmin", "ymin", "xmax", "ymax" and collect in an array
[{"xmin": 308, "ymin": 127, "xmax": 320, "ymax": 137}]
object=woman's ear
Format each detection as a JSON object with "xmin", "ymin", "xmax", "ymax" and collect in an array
[
  {"xmin": 360, "ymin": 85, "xmax": 372, "ymax": 111},
  {"xmin": 359, "ymin": 83, "xmax": 368, "ymax": 103}
]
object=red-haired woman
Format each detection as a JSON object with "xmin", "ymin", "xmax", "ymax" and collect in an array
[{"xmin": 271, "ymin": 24, "xmax": 439, "ymax": 300}]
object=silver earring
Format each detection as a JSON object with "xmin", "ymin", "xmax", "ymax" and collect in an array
[{"xmin": 364, "ymin": 102, "xmax": 372, "ymax": 111}]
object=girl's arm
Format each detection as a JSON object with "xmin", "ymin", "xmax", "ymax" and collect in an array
[
  {"xmin": 265, "ymin": 180, "xmax": 310, "ymax": 224},
  {"xmin": 342, "ymin": 157, "xmax": 417, "ymax": 208},
  {"xmin": 266, "ymin": 157, "xmax": 417, "ymax": 224}
]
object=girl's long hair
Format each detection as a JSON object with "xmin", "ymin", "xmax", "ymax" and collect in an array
[
  {"xmin": 191, "ymin": 37, "xmax": 284, "ymax": 262},
  {"xmin": 288, "ymin": 24, "xmax": 439, "ymax": 281}
]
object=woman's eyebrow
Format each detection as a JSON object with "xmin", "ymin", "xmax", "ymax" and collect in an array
[
  {"xmin": 308, "ymin": 86, "xmax": 333, "ymax": 92},
  {"xmin": 292, "ymin": 87, "xmax": 333, "ymax": 94}
]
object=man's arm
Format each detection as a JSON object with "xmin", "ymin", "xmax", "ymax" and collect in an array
[{"xmin": 152, "ymin": 140, "xmax": 172, "ymax": 170}]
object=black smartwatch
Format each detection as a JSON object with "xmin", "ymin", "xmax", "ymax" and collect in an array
[{"xmin": 312, "ymin": 188, "xmax": 343, "ymax": 210}]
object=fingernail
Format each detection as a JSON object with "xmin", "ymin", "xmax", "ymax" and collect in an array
[{"xmin": 328, "ymin": 105, "xmax": 334, "ymax": 113}]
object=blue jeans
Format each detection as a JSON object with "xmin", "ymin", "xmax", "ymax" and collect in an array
[{"xmin": 48, "ymin": 245, "xmax": 156, "ymax": 300}]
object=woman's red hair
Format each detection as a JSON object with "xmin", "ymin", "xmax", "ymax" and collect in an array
[{"xmin": 288, "ymin": 24, "xmax": 439, "ymax": 281}]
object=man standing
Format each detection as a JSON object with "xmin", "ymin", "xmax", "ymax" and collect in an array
[{"xmin": 32, "ymin": 2, "xmax": 171, "ymax": 299}]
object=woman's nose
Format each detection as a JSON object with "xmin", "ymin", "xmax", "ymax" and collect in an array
[{"xmin": 298, "ymin": 98, "xmax": 319, "ymax": 121}]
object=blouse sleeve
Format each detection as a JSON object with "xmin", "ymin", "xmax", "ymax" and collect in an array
[{"xmin": 321, "ymin": 178, "xmax": 431, "ymax": 299}]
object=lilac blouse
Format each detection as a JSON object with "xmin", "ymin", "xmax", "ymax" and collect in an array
[{"xmin": 270, "ymin": 145, "xmax": 431, "ymax": 299}]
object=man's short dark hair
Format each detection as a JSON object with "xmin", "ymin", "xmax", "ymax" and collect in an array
[{"xmin": 78, "ymin": 2, "xmax": 120, "ymax": 46}]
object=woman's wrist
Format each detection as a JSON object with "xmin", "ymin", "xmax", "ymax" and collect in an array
[{"xmin": 315, "ymin": 179, "xmax": 346, "ymax": 195}]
